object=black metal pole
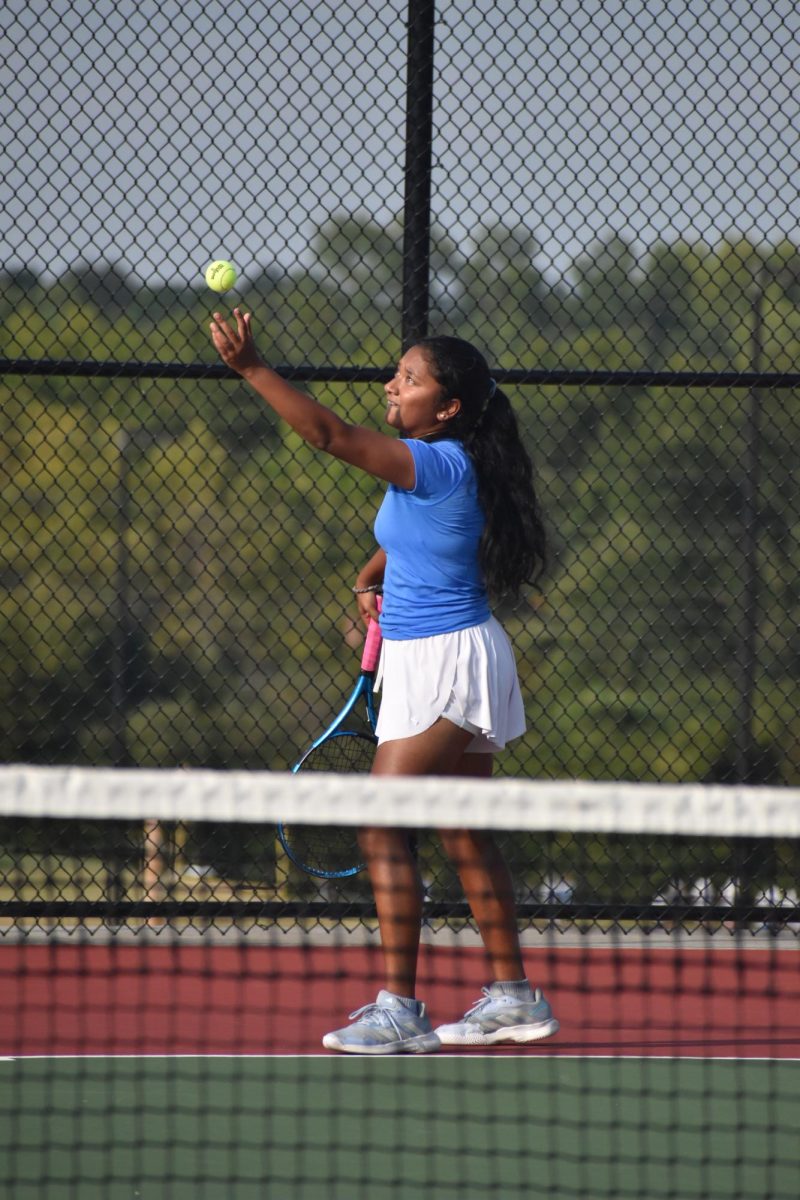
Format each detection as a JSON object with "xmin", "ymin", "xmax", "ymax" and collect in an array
[
  {"xmin": 107, "ymin": 425, "xmax": 135, "ymax": 912},
  {"xmin": 401, "ymin": 0, "xmax": 435, "ymax": 350},
  {"xmin": 731, "ymin": 274, "xmax": 766, "ymax": 928},
  {"xmin": 112, "ymin": 426, "xmax": 133, "ymax": 770},
  {"xmin": 735, "ymin": 275, "xmax": 764, "ymax": 783}
]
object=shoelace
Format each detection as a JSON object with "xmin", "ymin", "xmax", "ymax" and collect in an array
[
  {"xmin": 462, "ymin": 987, "xmax": 515, "ymax": 1019},
  {"xmin": 347, "ymin": 1002, "xmax": 409, "ymax": 1037}
]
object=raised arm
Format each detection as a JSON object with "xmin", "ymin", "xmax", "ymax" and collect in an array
[{"xmin": 210, "ymin": 309, "xmax": 415, "ymax": 489}]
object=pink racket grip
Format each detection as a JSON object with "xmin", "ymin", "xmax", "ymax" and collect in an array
[{"xmin": 360, "ymin": 595, "xmax": 383, "ymax": 673}]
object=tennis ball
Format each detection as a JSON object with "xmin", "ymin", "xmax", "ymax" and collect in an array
[{"xmin": 205, "ymin": 260, "xmax": 237, "ymax": 293}]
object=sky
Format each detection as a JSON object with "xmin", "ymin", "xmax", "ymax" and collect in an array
[{"xmin": 1, "ymin": 0, "xmax": 798, "ymax": 289}]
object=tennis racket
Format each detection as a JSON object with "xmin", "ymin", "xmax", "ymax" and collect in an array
[{"xmin": 278, "ymin": 604, "xmax": 382, "ymax": 878}]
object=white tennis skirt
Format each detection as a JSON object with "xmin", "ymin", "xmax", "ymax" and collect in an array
[{"xmin": 375, "ymin": 616, "xmax": 526, "ymax": 753}]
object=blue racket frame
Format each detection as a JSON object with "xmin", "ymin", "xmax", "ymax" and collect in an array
[
  {"xmin": 291, "ymin": 670, "xmax": 378, "ymax": 764},
  {"xmin": 278, "ymin": 616, "xmax": 381, "ymax": 879}
]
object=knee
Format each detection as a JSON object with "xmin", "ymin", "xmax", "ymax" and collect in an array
[
  {"xmin": 439, "ymin": 827, "xmax": 479, "ymax": 858},
  {"xmin": 439, "ymin": 828, "xmax": 497, "ymax": 868},
  {"xmin": 357, "ymin": 826, "xmax": 410, "ymax": 861},
  {"xmin": 438, "ymin": 828, "xmax": 463, "ymax": 859}
]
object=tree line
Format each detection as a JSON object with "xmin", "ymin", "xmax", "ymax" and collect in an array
[{"xmin": 1, "ymin": 217, "xmax": 799, "ymax": 788}]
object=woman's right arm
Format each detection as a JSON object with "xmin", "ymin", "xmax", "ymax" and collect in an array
[{"xmin": 209, "ymin": 309, "xmax": 416, "ymax": 489}]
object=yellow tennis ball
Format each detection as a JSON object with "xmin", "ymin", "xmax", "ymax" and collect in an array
[{"xmin": 205, "ymin": 260, "xmax": 237, "ymax": 293}]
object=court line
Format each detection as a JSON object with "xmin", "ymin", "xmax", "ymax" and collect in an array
[{"xmin": 3, "ymin": 1052, "xmax": 800, "ymax": 1062}]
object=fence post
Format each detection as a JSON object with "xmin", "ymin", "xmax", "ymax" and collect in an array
[
  {"xmin": 735, "ymin": 271, "xmax": 764, "ymax": 783},
  {"xmin": 401, "ymin": 0, "xmax": 435, "ymax": 350}
]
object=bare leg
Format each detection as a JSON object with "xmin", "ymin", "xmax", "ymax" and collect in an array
[
  {"xmin": 362, "ymin": 719, "xmax": 475, "ymax": 998},
  {"xmin": 438, "ymin": 828, "xmax": 525, "ymax": 982},
  {"xmin": 438, "ymin": 753, "xmax": 525, "ymax": 979},
  {"xmin": 357, "ymin": 826, "xmax": 423, "ymax": 996},
  {"xmin": 438, "ymin": 752, "xmax": 525, "ymax": 981}
]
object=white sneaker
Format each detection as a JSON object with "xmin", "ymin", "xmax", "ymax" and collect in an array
[
  {"xmin": 435, "ymin": 984, "xmax": 559, "ymax": 1047},
  {"xmin": 323, "ymin": 990, "xmax": 441, "ymax": 1055}
]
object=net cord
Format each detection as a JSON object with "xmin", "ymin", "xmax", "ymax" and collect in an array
[{"xmin": 0, "ymin": 766, "xmax": 798, "ymax": 837}]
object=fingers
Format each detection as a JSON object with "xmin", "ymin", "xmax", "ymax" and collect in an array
[
  {"xmin": 233, "ymin": 307, "xmax": 251, "ymax": 337},
  {"xmin": 209, "ymin": 313, "xmax": 233, "ymax": 344},
  {"xmin": 209, "ymin": 312, "xmax": 247, "ymax": 340},
  {"xmin": 209, "ymin": 308, "xmax": 256, "ymax": 371},
  {"xmin": 359, "ymin": 600, "xmax": 381, "ymax": 624},
  {"xmin": 210, "ymin": 311, "xmax": 245, "ymax": 362}
]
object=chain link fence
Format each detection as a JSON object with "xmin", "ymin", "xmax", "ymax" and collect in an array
[{"xmin": 1, "ymin": 0, "xmax": 799, "ymax": 923}]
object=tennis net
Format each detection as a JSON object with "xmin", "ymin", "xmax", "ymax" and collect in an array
[{"xmin": 1, "ymin": 766, "xmax": 799, "ymax": 1199}]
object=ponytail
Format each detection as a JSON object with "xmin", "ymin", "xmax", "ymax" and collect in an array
[
  {"xmin": 462, "ymin": 387, "xmax": 547, "ymax": 600},
  {"xmin": 416, "ymin": 337, "xmax": 547, "ymax": 601}
]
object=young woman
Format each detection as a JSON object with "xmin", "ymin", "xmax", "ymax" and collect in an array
[{"xmin": 210, "ymin": 310, "xmax": 559, "ymax": 1054}]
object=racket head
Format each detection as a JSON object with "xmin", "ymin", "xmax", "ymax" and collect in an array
[
  {"xmin": 280, "ymin": 730, "xmax": 376, "ymax": 877},
  {"xmin": 294, "ymin": 727, "xmax": 377, "ymax": 773},
  {"xmin": 281, "ymin": 610, "xmax": 382, "ymax": 878}
]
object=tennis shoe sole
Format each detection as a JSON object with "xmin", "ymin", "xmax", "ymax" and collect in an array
[
  {"xmin": 322, "ymin": 1031, "xmax": 441, "ymax": 1055},
  {"xmin": 436, "ymin": 1017, "xmax": 560, "ymax": 1047}
]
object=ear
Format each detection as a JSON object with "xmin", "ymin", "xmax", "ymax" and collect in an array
[{"xmin": 436, "ymin": 398, "xmax": 462, "ymax": 422}]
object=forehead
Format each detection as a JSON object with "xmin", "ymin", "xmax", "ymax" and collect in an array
[{"xmin": 398, "ymin": 345, "xmax": 436, "ymax": 378}]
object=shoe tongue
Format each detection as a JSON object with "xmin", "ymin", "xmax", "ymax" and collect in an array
[
  {"xmin": 488, "ymin": 980, "xmax": 535, "ymax": 1001},
  {"xmin": 377, "ymin": 989, "xmax": 416, "ymax": 1011}
]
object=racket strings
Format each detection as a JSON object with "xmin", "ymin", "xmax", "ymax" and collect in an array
[
  {"xmin": 282, "ymin": 731, "xmax": 377, "ymax": 876},
  {"xmin": 301, "ymin": 732, "xmax": 376, "ymax": 773}
]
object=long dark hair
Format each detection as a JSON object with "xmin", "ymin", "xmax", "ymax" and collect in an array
[{"xmin": 416, "ymin": 336, "xmax": 547, "ymax": 600}]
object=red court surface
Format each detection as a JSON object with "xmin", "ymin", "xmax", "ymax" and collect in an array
[{"xmin": 2, "ymin": 942, "xmax": 799, "ymax": 1058}]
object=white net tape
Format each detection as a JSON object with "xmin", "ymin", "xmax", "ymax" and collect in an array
[{"xmin": 1, "ymin": 765, "xmax": 798, "ymax": 837}]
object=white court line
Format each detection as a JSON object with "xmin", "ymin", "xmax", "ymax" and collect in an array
[{"xmin": 3, "ymin": 1052, "xmax": 800, "ymax": 1063}]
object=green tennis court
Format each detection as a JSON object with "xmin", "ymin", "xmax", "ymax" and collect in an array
[
  {"xmin": 3, "ymin": 1055, "xmax": 799, "ymax": 1199},
  {"xmin": 3, "ymin": 935, "xmax": 800, "ymax": 1196}
]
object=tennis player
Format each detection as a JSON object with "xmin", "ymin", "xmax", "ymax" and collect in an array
[{"xmin": 210, "ymin": 310, "xmax": 559, "ymax": 1054}]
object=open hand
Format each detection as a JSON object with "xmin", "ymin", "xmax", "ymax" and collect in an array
[{"xmin": 209, "ymin": 308, "xmax": 262, "ymax": 374}]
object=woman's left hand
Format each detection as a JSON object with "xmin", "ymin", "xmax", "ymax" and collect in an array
[{"xmin": 210, "ymin": 308, "xmax": 262, "ymax": 375}]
